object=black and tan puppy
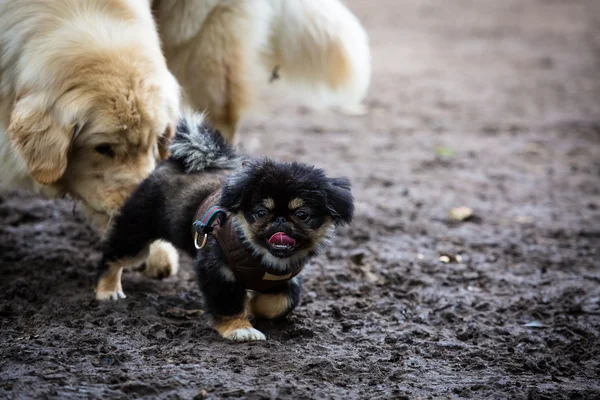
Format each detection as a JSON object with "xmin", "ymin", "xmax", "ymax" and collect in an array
[{"xmin": 95, "ymin": 114, "xmax": 354, "ymax": 341}]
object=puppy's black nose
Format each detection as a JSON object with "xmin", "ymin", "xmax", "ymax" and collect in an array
[{"xmin": 275, "ymin": 216, "xmax": 286, "ymax": 225}]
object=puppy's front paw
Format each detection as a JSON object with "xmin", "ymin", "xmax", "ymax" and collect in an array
[
  {"xmin": 223, "ymin": 328, "xmax": 266, "ymax": 342},
  {"xmin": 95, "ymin": 289, "xmax": 126, "ymax": 301},
  {"xmin": 213, "ymin": 316, "xmax": 266, "ymax": 342},
  {"xmin": 144, "ymin": 240, "xmax": 179, "ymax": 280}
]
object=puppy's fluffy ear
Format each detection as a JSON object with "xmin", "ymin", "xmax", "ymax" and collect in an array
[
  {"xmin": 7, "ymin": 95, "xmax": 73, "ymax": 185},
  {"xmin": 220, "ymin": 161, "xmax": 255, "ymax": 212},
  {"xmin": 157, "ymin": 124, "xmax": 175, "ymax": 160},
  {"xmin": 325, "ymin": 177, "xmax": 354, "ymax": 226}
]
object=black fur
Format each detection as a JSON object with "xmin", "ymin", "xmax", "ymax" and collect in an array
[
  {"xmin": 195, "ymin": 236, "xmax": 248, "ymax": 317},
  {"xmin": 97, "ymin": 113, "xmax": 354, "ymax": 337},
  {"xmin": 220, "ymin": 159, "xmax": 354, "ymax": 224},
  {"xmin": 169, "ymin": 112, "xmax": 239, "ymax": 173}
]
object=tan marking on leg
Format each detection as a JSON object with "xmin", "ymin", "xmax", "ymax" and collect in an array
[
  {"xmin": 95, "ymin": 249, "xmax": 148, "ymax": 301},
  {"xmin": 249, "ymin": 292, "xmax": 291, "ymax": 320},
  {"xmin": 212, "ymin": 314, "xmax": 266, "ymax": 342},
  {"xmin": 213, "ymin": 315, "xmax": 253, "ymax": 335},
  {"xmin": 96, "ymin": 261, "xmax": 125, "ymax": 301},
  {"xmin": 262, "ymin": 198, "xmax": 274, "ymax": 210},
  {"xmin": 288, "ymin": 198, "xmax": 304, "ymax": 210}
]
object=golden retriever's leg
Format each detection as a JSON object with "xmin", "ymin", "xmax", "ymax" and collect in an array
[
  {"xmin": 163, "ymin": 4, "xmax": 250, "ymax": 143},
  {"xmin": 96, "ymin": 248, "xmax": 149, "ymax": 301},
  {"xmin": 143, "ymin": 240, "xmax": 179, "ymax": 280},
  {"xmin": 211, "ymin": 118, "xmax": 238, "ymax": 144}
]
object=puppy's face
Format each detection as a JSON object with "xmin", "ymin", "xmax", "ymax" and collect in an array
[
  {"xmin": 7, "ymin": 52, "xmax": 180, "ymax": 232},
  {"xmin": 220, "ymin": 159, "xmax": 354, "ymax": 268}
]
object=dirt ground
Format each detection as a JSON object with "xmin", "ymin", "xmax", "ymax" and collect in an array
[{"xmin": 1, "ymin": 0, "xmax": 600, "ymax": 398}]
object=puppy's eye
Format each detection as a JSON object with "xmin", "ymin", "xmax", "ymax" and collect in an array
[
  {"xmin": 255, "ymin": 209, "xmax": 268, "ymax": 218},
  {"xmin": 295, "ymin": 211, "xmax": 310, "ymax": 221},
  {"xmin": 94, "ymin": 144, "xmax": 115, "ymax": 157}
]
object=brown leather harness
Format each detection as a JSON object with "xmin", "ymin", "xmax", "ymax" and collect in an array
[{"xmin": 192, "ymin": 190, "xmax": 304, "ymax": 292}]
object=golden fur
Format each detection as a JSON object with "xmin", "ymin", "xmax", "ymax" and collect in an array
[
  {"xmin": 152, "ymin": 0, "xmax": 371, "ymax": 141},
  {"xmin": 0, "ymin": 0, "xmax": 180, "ymax": 230},
  {"xmin": 0, "ymin": 0, "xmax": 181, "ymax": 274},
  {"xmin": 249, "ymin": 292, "xmax": 291, "ymax": 319}
]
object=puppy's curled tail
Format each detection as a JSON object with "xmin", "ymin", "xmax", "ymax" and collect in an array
[
  {"xmin": 169, "ymin": 113, "xmax": 239, "ymax": 173},
  {"xmin": 268, "ymin": 0, "xmax": 371, "ymax": 109}
]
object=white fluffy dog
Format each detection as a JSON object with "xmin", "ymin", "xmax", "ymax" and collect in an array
[{"xmin": 153, "ymin": 0, "xmax": 371, "ymax": 141}]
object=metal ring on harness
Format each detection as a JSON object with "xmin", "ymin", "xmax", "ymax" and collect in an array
[
  {"xmin": 192, "ymin": 206, "xmax": 227, "ymax": 251},
  {"xmin": 194, "ymin": 231, "xmax": 208, "ymax": 250}
]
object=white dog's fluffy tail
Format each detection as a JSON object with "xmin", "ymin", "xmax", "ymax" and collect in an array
[{"xmin": 265, "ymin": 0, "xmax": 371, "ymax": 108}]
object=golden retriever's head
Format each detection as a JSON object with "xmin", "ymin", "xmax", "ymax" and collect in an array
[{"xmin": 7, "ymin": 50, "xmax": 180, "ymax": 231}]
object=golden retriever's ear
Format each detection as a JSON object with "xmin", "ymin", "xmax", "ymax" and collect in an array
[
  {"xmin": 157, "ymin": 124, "xmax": 174, "ymax": 160},
  {"xmin": 7, "ymin": 96, "xmax": 73, "ymax": 185}
]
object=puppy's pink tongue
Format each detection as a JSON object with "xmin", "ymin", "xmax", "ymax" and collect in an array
[{"xmin": 269, "ymin": 232, "xmax": 296, "ymax": 246}]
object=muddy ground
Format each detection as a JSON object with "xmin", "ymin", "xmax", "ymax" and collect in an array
[{"xmin": 1, "ymin": 0, "xmax": 600, "ymax": 398}]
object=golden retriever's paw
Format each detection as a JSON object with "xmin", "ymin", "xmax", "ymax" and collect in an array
[
  {"xmin": 144, "ymin": 240, "xmax": 179, "ymax": 280},
  {"xmin": 223, "ymin": 328, "xmax": 266, "ymax": 342},
  {"xmin": 95, "ymin": 289, "xmax": 127, "ymax": 301}
]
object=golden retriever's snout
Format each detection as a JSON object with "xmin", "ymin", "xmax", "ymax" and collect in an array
[{"xmin": 64, "ymin": 145, "xmax": 156, "ymax": 233}]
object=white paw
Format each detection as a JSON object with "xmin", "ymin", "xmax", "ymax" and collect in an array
[
  {"xmin": 223, "ymin": 328, "xmax": 266, "ymax": 342},
  {"xmin": 144, "ymin": 240, "xmax": 179, "ymax": 279},
  {"xmin": 96, "ymin": 290, "xmax": 126, "ymax": 301}
]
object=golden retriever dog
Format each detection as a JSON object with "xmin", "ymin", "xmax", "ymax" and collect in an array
[
  {"xmin": 152, "ymin": 0, "xmax": 371, "ymax": 141},
  {"xmin": 0, "ymin": 0, "xmax": 181, "ymax": 279}
]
